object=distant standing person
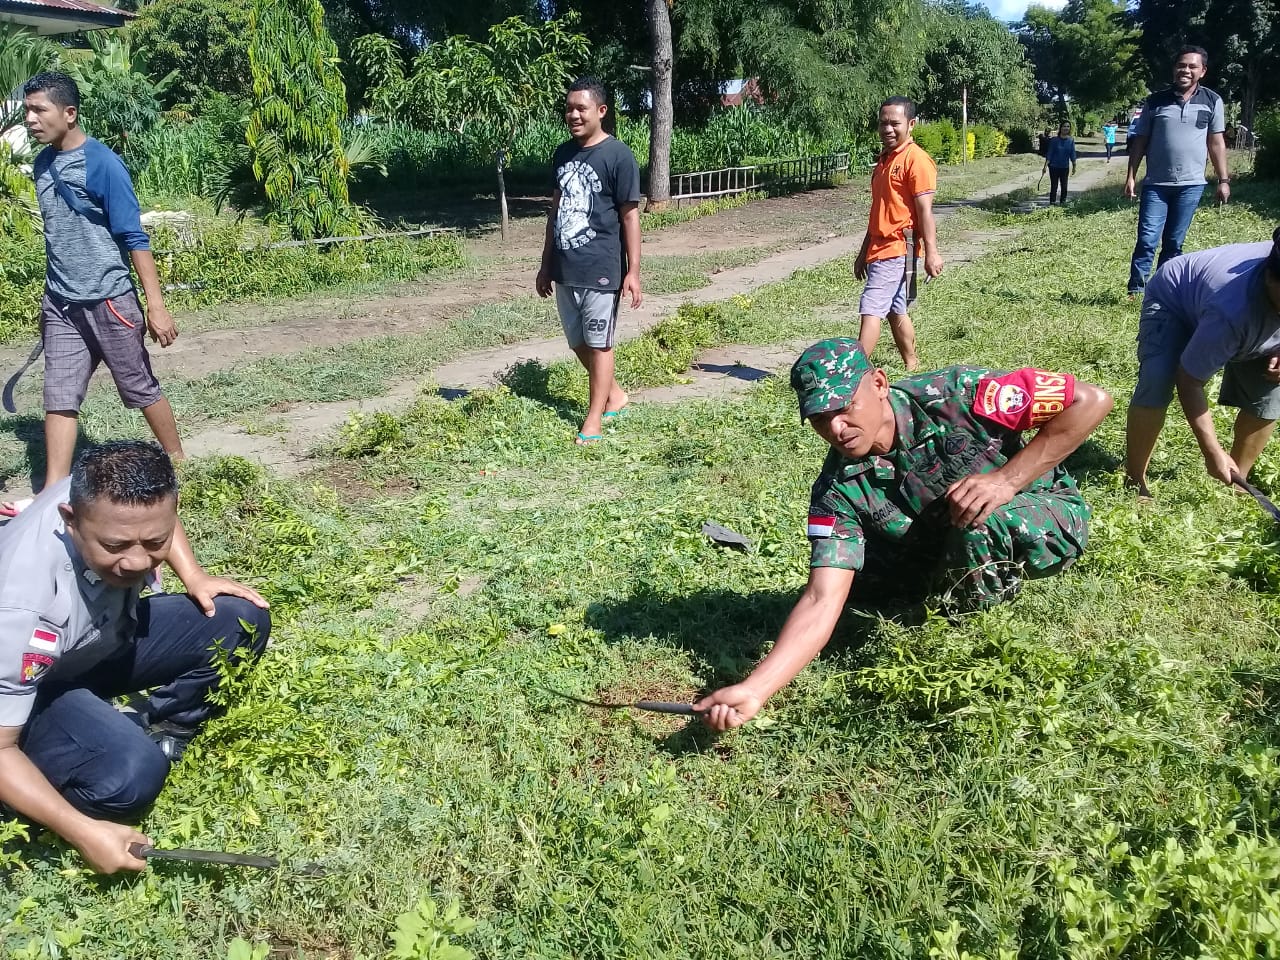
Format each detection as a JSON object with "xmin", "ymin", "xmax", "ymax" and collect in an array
[
  {"xmin": 2, "ymin": 72, "xmax": 183, "ymax": 519},
  {"xmin": 1102, "ymin": 119, "xmax": 1118, "ymax": 162},
  {"xmin": 1124, "ymin": 46, "xmax": 1230, "ymax": 298},
  {"xmin": 535, "ymin": 76, "xmax": 642, "ymax": 446},
  {"xmin": 1043, "ymin": 122, "xmax": 1078, "ymax": 205},
  {"xmin": 854, "ymin": 96, "xmax": 943, "ymax": 371}
]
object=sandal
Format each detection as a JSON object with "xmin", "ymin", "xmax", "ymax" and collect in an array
[
  {"xmin": 0, "ymin": 497, "xmax": 33, "ymax": 519},
  {"xmin": 575, "ymin": 432, "xmax": 602, "ymax": 446}
]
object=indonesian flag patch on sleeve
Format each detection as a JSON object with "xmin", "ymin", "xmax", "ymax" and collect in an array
[
  {"xmin": 807, "ymin": 514, "xmax": 836, "ymax": 538},
  {"xmin": 29, "ymin": 627, "xmax": 58, "ymax": 652},
  {"xmin": 973, "ymin": 368, "xmax": 1075, "ymax": 431}
]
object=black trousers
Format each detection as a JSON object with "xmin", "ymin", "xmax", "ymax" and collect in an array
[
  {"xmin": 20, "ymin": 594, "xmax": 270, "ymax": 819},
  {"xmin": 1048, "ymin": 167, "xmax": 1070, "ymax": 204}
]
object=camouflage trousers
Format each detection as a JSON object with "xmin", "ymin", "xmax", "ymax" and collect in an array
[{"xmin": 851, "ymin": 489, "xmax": 1089, "ymax": 611}]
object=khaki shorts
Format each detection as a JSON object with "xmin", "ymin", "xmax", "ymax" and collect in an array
[{"xmin": 41, "ymin": 289, "xmax": 162, "ymax": 413}]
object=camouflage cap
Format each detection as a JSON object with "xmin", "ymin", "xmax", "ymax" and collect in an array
[{"xmin": 790, "ymin": 338, "xmax": 874, "ymax": 420}]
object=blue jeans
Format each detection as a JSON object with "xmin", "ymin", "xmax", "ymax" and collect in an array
[
  {"xmin": 19, "ymin": 594, "xmax": 270, "ymax": 819},
  {"xmin": 1128, "ymin": 183, "xmax": 1205, "ymax": 294}
]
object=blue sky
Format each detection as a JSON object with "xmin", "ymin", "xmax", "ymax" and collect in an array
[{"xmin": 981, "ymin": 0, "xmax": 1066, "ymax": 22}]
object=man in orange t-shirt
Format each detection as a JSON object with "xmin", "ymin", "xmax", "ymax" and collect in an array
[{"xmin": 854, "ymin": 96, "xmax": 944, "ymax": 371}]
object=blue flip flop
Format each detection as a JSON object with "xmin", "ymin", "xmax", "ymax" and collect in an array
[{"xmin": 575, "ymin": 432, "xmax": 602, "ymax": 446}]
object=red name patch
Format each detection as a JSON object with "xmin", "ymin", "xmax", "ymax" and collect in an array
[
  {"xmin": 20, "ymin": 652, "xmax": 54, "ymax": 685},
  {"xmin": 974, "ymin": 369, "xmax": 1075, "ymax": 431}
]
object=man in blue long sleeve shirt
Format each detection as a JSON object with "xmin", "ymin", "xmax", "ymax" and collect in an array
[
  {"xmin": 1041, "ymin": 122, "xmax": 1077, "ymax": 205},
  {"xmin": 5, "ymin": 73, "xmax": 183, "ymax": 517}
]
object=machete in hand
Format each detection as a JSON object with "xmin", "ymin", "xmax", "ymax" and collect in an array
[
  {"xmin": 129, "ymin": 843, "xmax": 327, "ymax": 876},
  {"xmin": 1232, "ymin": 471, "xmax": 1280, "ymax": 522},
  {"xmin": 538, "ymin": 686, "xmax": 706, "ymax": 716},
  {"xmin": 2, "ymin": 340, "xmax": 43, "ymax": 415}
]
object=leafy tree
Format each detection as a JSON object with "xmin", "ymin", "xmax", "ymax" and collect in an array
[
  {"xmin": 320, "ymin": 0, "xmax": 542, "ymax": 45},
  {"xmin": 919, "ymin": 3, "xmax": 1040, "ymax": 130},
  {"xmin": 1020, "ymin": 0, "xmax": 1146, "ymax": 124},
  {"xmin": 248, "ymin": 0, "xmax": 361, "ymax": 238},
  {"xmin": 674, "ymin": 0, "xmax": 933, "ymax": 136},
  {"xmin": 126, "ymin": 0, "xmax": 253, "ymax": 108},
  {"xmin": 1209, "ymin": 0, "xmax": 1280, "ymax": 130},
  {"xmin": 66, "ymin": 32, "xmax": 177, "ymax": 151},
  {"xmin": 354, "ymin": 15, "xmax": 588, "ymax": 238},
  {"xmin": 1131, "ymin": 0, "xmax": 1280, "ymax": 129}
]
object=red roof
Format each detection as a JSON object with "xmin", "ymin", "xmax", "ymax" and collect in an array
[
  {"xmin": 0, "ymin": 0, "xmax": 133, "ymax": 33},
  {"xmin": 2, "ymin": 0, "xmax": 130, "ymax": 13}
]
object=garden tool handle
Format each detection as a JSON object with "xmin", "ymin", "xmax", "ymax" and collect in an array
[{"xmin": 634, "ymin": 701, "xmax": 705, "ymax": 715}]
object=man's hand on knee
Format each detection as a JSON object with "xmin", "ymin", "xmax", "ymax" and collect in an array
[{"xmin": 946, "ymin": 472, "xmax": 1019, "ymax": 528}]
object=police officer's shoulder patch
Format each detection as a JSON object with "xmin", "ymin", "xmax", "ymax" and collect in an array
[
  {"xmin": 974, "ymin": 368, "xmax": 1075, "ymax": 431},
  {"xmin": 20, "ymin": 651, "xmax": 53, "ymax": 684}
]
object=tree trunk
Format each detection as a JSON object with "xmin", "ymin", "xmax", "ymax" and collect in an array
[
  {"xmin": 496, "ymin": 147, "xmax": 509, "ymax": 242},
  {"xmin": 645, "ymin": 0, "xmax": 674, "ymax": 213},
  {"xmin": 1241, "ymin": 61, "xmax": 1259, "ymax": 133}
]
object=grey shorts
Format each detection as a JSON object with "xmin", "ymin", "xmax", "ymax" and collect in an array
[
  {"xmin": 1132, "ymin": 293, "xmax": 1280, "ymax": 418},
  {"xmin": 858, "ymin": 255, "xmax": 912, "ymax": 318},
  {"xmin": 555, "ymin": 285, "xmax": 620, "ymax": 350},
  {"xmin": 41, "ymin": 289, "xmax": 163, "ymax": 413},
  {"xmin": 1219, "ymin": 356, "xmax": 1280, "ymax": 420}
]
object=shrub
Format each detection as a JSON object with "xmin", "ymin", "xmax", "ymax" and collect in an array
[
  {"xmin": 1006, "ymin": 128, "xmax": 1035, "ymax": 153},
  {"xmin": 0, "ymin": 230, "xmax": 45, "ymax": 342},
  {"xmin": 1256, "ymin": 107, "xmax": 1280, "ymax": 180},
  {"xmin": 915, "ymin": 120, "xmax": 962, "ymax": 164},
  {"xmin": 970, "ymin": 125, "xmax": 1007, "ymax": 160}
]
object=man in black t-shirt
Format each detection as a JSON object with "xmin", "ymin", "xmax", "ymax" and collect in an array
[{"xmin": 536, "ymin": 76, "xmax": 643, "ymax": 446}]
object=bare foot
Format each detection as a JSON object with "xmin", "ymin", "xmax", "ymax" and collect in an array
[
  {"xmin": 0, "ymin": 497, "xmax": 33, "ymax": 518},
  {"xmin": 1123, "ymin": 473, "xmax": 1152, "ymax": 500},
  {"xmin": 903, "ymin": 357, "xmax": 921, "ymax": 373},
  {"xmin": 606, "ymin": 389, "xmax": 629, "ymax": 415}
]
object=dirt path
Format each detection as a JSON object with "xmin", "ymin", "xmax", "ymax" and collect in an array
[
  {"xmin": 0, "ymin": 185, "xmax": 869, "ymax": 379},
  {"xmin": 168, "ymin": 159, "xmax": 1115, "ymax": 476},
  {"xmin": 2, "ymin": 157, "xmax": 1109, "ymax": 492}
]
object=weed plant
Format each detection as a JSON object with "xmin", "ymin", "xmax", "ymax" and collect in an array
[{"xmin": 6, "ymin": 177, "xmax": 1280, "ymax": 960}]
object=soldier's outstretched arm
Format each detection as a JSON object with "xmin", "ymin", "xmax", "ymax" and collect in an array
[
  {"xmin": 695, "ymin": 566, "xmax": 855, "ymax": 730},
  {"xmin": 947, "ymin": 381, "xmax": 1113, "ymax": 528}
]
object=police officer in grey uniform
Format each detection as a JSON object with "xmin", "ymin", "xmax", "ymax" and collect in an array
[{"xmin": 0, "ymin": 441, "xmax": 269, "ymax": 874}]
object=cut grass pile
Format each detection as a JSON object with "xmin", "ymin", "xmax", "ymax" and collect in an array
[{"xmin": 5, "ymin": 177, "xmax": 1280, "ymax": 960}]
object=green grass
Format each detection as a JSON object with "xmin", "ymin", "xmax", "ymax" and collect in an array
[
  {"xmin": 6, "ymin": 177, "xmax": 1280, "ymax": 959},
  {"xmin": 643, "ymin": 245, "xmax": 784, "ymax": 295},
  {"xmin": 933, "ymin": 154, "xmax": 1042, "ymax": 204}
]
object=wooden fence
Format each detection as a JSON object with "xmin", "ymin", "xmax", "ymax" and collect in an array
[{"xmin": 669, "ymin": 152, "xmax": 851, "ymax": 204}]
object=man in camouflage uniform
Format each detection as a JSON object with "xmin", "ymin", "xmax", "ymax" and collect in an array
[{"xmin": 697, "ymin": 337, "xmax": 1113, "ymax": 731}]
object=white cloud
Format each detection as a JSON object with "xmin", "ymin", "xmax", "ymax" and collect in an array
[{"xmin": 981, "ymin": 0, "xmax": 1067, "ymax": 21}]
